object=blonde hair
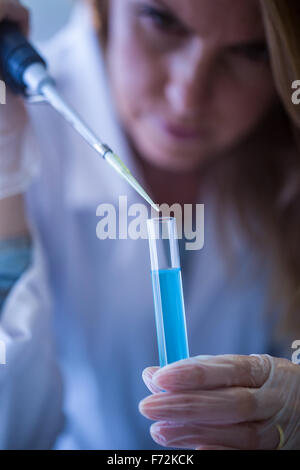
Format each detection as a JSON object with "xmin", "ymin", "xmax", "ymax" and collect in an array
[
  {"xmin": 258, "ymin": 0, "xmax": 300, "ymax": 336},
  {"xmin": 92, "ymin": 0, "xmax": 300, "ymax": 337}
]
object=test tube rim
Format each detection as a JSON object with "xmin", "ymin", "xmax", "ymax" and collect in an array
[
  {"xmin": 147, "ymin": 217, "xmax": 178, "ymax": 242},
  {"xmin": 147, "ymin": 216, "xmax": 176, "ymax": 223}
]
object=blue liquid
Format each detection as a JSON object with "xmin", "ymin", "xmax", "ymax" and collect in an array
[{"xmin": 151, "ymin": 268, "xmax": 189, "ymax": 367}]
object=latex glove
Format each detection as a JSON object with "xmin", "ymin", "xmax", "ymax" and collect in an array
[
  {"xmin": 139, "ymin": 354, "xmax": 300, "ymax": 450},
  {"xmin": 0, "ymin": 1, "xmax": 38, "ymax": 199}
]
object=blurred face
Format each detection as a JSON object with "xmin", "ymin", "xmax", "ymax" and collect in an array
[{"xmin": 106, "ymin": 0, "xmax": 277, "ymax": 172}]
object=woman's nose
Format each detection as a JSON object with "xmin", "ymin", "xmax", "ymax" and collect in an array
[{"xmin": 165, "ymin": 39, "xmax": 214, "ymax": 118}]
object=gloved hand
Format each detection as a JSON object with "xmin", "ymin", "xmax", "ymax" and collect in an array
[
  {"xmin": 0, "ymin": 0, "xmax": 38, "ymax": 199},
  {"xmin": 139, "ymin": 354, "xmax": 300, "ymax": 450}
]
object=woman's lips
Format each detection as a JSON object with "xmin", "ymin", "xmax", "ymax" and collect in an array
[{"xmin": 157, "ymin": 118, "xmax": 205, "ymax": 141}]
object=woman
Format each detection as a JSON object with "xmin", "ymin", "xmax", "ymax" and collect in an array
[{"xmin": 0, "ymin": 0, "xmax": 299, "ymax": 450}]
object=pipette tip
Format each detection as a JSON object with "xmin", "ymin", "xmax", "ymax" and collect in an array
[
  {"xmin": 125, "ymin": 172, "xmax": 160, "ymax": 213},
  {"xmin": 151, "ymin": 202, "xmax": 160, "ymax": 213},
  {"xmin": 145, "ymin": 197, "xmax": 160, "ymax": 213},
  {"xmin": 103, "ymin": 151, "xmax": 160, "ymax": 212}
]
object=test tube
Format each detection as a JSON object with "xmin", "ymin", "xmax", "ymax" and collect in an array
[{"xmin": 147, "ymin": 217, "xmax": 189, "ymax": 367}]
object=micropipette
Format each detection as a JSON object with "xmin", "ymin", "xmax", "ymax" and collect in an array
[{"xmin": 0, "ymin": 21, "xmax": 159, "ymax": 213}]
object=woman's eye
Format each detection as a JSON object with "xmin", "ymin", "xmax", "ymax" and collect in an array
[
  {"xmin": 228, "ymin": 43, "xmax": 270, "ymax": 63},
  {"xmin": 137, "ymin": 5, "xmax": 186, "ymax": 35}
]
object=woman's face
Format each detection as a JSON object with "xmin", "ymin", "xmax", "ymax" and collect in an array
[{"xmin": 106, "ymin": 0, "xmax": 277, "ymax": 172}]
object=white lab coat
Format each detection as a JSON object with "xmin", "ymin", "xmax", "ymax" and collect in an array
[{"xmin": 0, "ymin": 2, "xmax": 293, "ymax": 450}]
